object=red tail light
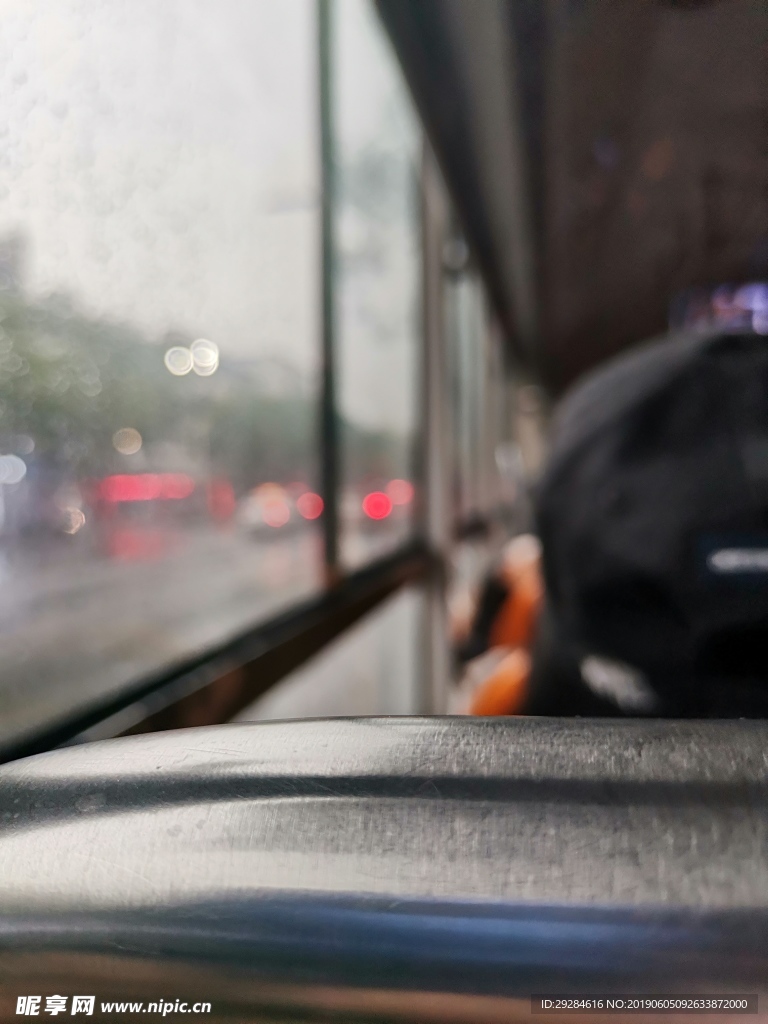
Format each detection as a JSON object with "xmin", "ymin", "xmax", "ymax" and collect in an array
[
  {"xmin": 362, "ymin": 491, "xmax": 392, "ymax": 520},
  {"xmin": 100, "ymin": 474, "xmax": 195, "ymax": 502},
  {"xmin": 386, "ymin": 479, "xmax": 414, "ymax": 506},
  {"xmin": 297, "ymin": 492, "xmax": 324, "ymax": 520}
]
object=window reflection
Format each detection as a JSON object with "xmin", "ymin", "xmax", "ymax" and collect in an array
[
  {"xmin": 332, "ymin": 0, "xmax": 422, "ymax": 567},
  {"xmin": 445, "ymin": 264, "xmax": 487, "ymax": 522},
  {"xmin": 237, "ymin": 585, "xmax": 424, "ymax": 720},
  {"xmin": 0, "ymin": 0, "xmax": 321, "ymax": 747},
  {"xmin": 443, "ymin": 244, "xmax": 518, "ymax": 528}
]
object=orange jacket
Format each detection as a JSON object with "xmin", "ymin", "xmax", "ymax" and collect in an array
[{"xmin": 465, "ymin": 535, "xmax": 543, "ymax": 716}]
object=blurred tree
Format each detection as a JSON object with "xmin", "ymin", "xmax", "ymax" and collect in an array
[{"xmin": 0, "ymin": 287, "xmax": 405, "ymax": 494}]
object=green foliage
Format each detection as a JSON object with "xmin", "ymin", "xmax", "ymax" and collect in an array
[
  {"xmin": 0, "ymin": 291, "xmax": 177, "ymax": 473},
  {"xmin": 0, "ymin": 288, "xmax": 408, "ymax": 490}
]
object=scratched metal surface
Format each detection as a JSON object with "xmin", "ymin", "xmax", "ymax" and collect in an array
[{"xmin": 0, "ymin": 717, "xmax": 767, "ymax": 1015}]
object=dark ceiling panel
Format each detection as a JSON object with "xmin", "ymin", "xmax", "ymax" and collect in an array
[
  {"xmin": 378, "ymin": 0, "xmax": 768, "ymax": 393},
  {"xmin": 543, "ymin": 0, "xmax": 768, "ymax": 390}
]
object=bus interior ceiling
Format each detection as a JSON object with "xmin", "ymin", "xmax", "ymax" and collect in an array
[{"xmin": 378, "ymin": 0, "xmax": 768, "ymax": 391}]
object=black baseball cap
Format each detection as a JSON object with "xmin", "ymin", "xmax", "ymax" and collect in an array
[{"xmin": 535, "ymin": 328, "xmax": 768, "ymax": 717}]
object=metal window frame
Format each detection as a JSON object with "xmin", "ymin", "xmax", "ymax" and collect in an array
[{"xmin": 319, "ymin": 0, "xmax": 341, "ymax": 585}]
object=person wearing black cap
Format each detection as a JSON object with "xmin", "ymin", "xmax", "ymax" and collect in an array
[
  {"xmin": 459, "ymin": 327, "xmax": 768, "ymax": 718},
  {"xmin": 533, "ymin": 327, "xmax": 768, "ymax": 718}
]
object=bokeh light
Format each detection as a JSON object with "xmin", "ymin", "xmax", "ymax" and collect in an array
[
  {"xmin": 362, "ymin": 491, "xmax": 392, "ymax": 520},
  {"xmin": 386, "ymin": 479, "xmax": 414, "ymax": 506},
  {"xmin": 0, "ymin": 454, "xmax": 27, "ymax": 484},
  {"xmin": 297, "ymin": 491, "xmax": 323, "ymax": 520},
  {"xmin": 262, "ymin": 499, "xmax": 291, "ymax": 528},
  {"xmin": 191, "ymin": 339, "xmax": 219, "ymax": 377},
  {"xmin": 112, "ymin": 427, "xmax": 142, "ymax": 455},
  {"xmin": 164, "ymin": 346, "xmax": 194, "ymax": 376},
  {"xmin": 62, "ymin": 508, "xmax": 86, "ymax": 535},
  {"xmin": 100, "ymin": 473, "xmax": 195, "ymax": 502}
]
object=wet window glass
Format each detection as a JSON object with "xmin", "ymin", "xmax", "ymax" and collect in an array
[
  {"xmin": 0, "ymin": 0, "xmax": 321, "ymax": 750},
  {"xmin": 332, "ymin": 0, "xmax": 422, "ymax": 567}
]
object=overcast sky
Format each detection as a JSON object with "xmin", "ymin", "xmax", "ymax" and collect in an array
[{"xmin": 0, "ymin": 0, "xmax": 421, "ymax": 431}]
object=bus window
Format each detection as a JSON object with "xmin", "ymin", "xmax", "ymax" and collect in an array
[
  {"xmin": 332, "ymin": 0, "xmax": 422, "ymax": 569},
  {"xmin": 0, "ymin": 0, "xmax": 322, "ymax": 750}
]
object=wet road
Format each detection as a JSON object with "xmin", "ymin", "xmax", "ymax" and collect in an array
[{"xmin": 0, "ymin": 526, "xmax": 322, "ymax": 751}]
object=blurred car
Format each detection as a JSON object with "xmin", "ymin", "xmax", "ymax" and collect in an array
[{"xmin": 236, "ymin": 483, "xmax": 323, "ymax": 536}]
